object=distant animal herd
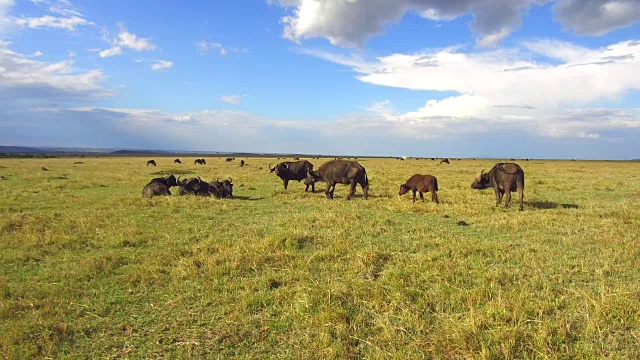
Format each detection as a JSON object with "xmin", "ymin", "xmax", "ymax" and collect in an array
[{"xmin": 142, "ymin": 157, "xmax": 526, "ymax": 210}]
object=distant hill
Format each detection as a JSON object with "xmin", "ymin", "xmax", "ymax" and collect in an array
[{"xmin": 0, "ymin": 146, "xmax": 53, "ymax": 153}]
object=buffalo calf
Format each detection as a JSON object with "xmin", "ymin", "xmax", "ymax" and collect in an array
[{"xmin": 399, "ymin": 174, "xmax": 439, "ymax": 204}]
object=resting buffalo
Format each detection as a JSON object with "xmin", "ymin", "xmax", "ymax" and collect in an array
[
  {"xmin": 304, "ymin": 160, "xmax": 369, "ymax": 200},
  {"xmin": 399, "ymin": 174, "xmax": 439, "ymax": 204},
  {"xmin": 471, "ymin": 163, "xmax": 525, "ymax": 211},
  {"xmin": 142, "ymin": 175, "xmax": 178, "ymax": 198},
  {"xmin": 174, "ymin": 158, "xmax": 182, "ymax": 164},
  {"xmin": 269, "ymin": 160, "xmax": 314, "ymax": 192},
  {"xmin": 178, "ymin": 177, "xmax": 211, "ymax": 196},
  {"xmin": 194, "ymin": 159, "xmax": 206, "ymax": 165},
  {"xmin": 210, "ymin": 178, "xmax": 234, "ymax": 198},
  {"xmin": 146, "ymin": 160, "xmax": 157, "ymax": 166}
]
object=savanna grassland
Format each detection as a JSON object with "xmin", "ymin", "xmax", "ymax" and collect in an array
[{"xmin": 1, "ymin": 156, "xmax": 639, "ymax": 359}]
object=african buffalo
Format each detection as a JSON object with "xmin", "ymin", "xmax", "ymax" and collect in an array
[
  {"xmin": 304, "ymin": 160, "xmax": 369, "ymax": 200},
  {"xmin": 142, "ymin": 175, "xmax": 178, "ymax": 198},
  {"xmin": 240, "ymin": 160, "xmax": 245, "ymax": 167},
  {"xmin": 210, "ymin": 177, "xmax": 234, "ymax": 198},
  {"xmin": 174, "ymin": 158, "xmax": 182, "ymax": 164},
  {"xmin": 147, "ymin": 160, "xmax": 156, "ymax": 166},
  {"xmin": 194, "ymin": 159, "xmax": 206, "ymax": 165},
  {"xmin": 471, "ymin": 163, "xmax": 525, "ymax": 211},
  {"xmin": 226, "ymin": 157, "xmax": 235, "ymax": 162},
  {"xmin": 438, "ymin": 158, "xmax": 450, "ymax": 165},
  {"xmin": 178, "ymin": 177, "xmax": 211, "ymax": 196},
  {"xmin": 269, "ymin": 160, "xmax": 314, "ymax": 192},
  {"xmin": 399, "ymin": 174, "xmax": 439, "ymax": 204}
]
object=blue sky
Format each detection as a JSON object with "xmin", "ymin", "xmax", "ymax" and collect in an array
[{"xmin": 1, "ymin": 0, "xmax": 640, "ymax": 159}]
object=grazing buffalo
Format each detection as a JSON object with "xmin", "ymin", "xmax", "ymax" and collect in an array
[
  {"xmin": 226, "ymin": 157, "xmax": 235, "ymax": 162},
  {"xmin": 438, "ymin": 158, "xmax": 450, "ymax": 165},
  {"xmin": 210, "ymin": 177, "xmax": 234, "ymax": 198},
  {"xmin": 142, "ymin": 175, "xmax": 178, "ymax": 198},
  {"xmin": 399, "ymin": 174, "xmax": 439, "ymax": 204},
  {"xmin": 194, "ymin": 159, "xmax": 206, "ymax": 165},
  {"xmin": 240, "ymin": 160, "xmax": 245, "ymax": 167},
  {"xmin": 147, "ymin": 160, "xmax": 157, "ymax": 166},
  {"xmin": 471, "ymin": 163, "xmax": 525, "ymax": 211},
  {"xmin": 269, "ymin": 160, "xmax": 315, "ymax": 192},
  {"xmin": 174, "ymin": 158, "xmax": 182, "ymax": 164},
  {"xmin": 305, "ymin": 160, "xmax": 369, "ymax": 200}
]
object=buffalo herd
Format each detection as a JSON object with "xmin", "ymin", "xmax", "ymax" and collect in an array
[{"xmin": 142, "ymin": 158, "xmax": 526, "ymax": 210}]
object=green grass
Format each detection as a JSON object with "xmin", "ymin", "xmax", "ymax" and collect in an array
[{"xmin": 1, "ymin": 157, "xmax": 639, "ymax": 358}]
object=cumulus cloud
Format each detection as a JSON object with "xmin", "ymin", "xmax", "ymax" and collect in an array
[
  {"xmin": 273, "ymin": 0, "xmax": 640, "ymax": 47},
  {"xmin": 98, "ymin": 24, "xmax": 156, "ymax": 57},
  {"xmin": 0, "ymin": 40, "xmax": 107, "ymax": 100},
  {"xmin": 150, "ymin": 60, "xmax": 173, "ymax": 71},
  {"xmin": 221, "ymin": 95, "xmax": 242, "ymax": 104},
  {"xmin": 554, "ymin": 0, "xmax": 640, "ymax": 35},
  {"xmin": 298, "ymin": 38, "xmax": 640, "ymax": 140},
  {"xmin": 99, "ymin": 46, "xmax": 121, "ymax": 58}
]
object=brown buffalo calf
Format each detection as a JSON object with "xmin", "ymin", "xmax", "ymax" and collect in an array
[{"xmin": 399, "ymin": 174, "xmax": 439, "ymax": 203}]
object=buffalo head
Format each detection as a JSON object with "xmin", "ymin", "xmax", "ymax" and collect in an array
[
  {"xmin": 471, "ymin": 170, "xmax": 490, "ymax": 190},
  {"xmin": 398, "ymin": 184, "xmax": 411, "ymax": 196}
]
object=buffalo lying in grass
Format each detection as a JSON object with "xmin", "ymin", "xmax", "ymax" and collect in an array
[
  {"xmin": 147, "ymin": 160, "xmax": 157, "ymax": 166},
  {"xmin": 142, "ymin": 175, "xmax": 179, "ymax": 198}
]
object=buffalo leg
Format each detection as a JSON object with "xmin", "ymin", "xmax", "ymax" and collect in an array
[
  {"xmin": 305, "ymin": 183, "xmax": 309, "ymax": 192},
  {"xmin": 329, "ymin": 183, "xmax": 336, "ymax": 199},
  {"xmin": 359, "ymin": 180, "xmax": 369, "ymax": 199},
  {"xmin": 284, "ymin": 179, "xmax": 289, "ymax": 190},
  {"xmin": 432, "ymin": 191, "xmax": 439, "ymax": 204},
  {"xmin": 325, "ymin": 182, "xmax": 333, "ymax": 199},
  {"xmin": 412, "ymin": 190, "xmax": 417, "ymax": 203},
  {"xmin": 347, "ymin": 180, "xmax": 357, "ymax": 200},
  {"xmin": 419, "ymin": 192, "xmax": 425, "ymax": 202},
  {"xmin": 312, "ymin": 182, "xmax": 316, "ymax": 193},
  {"xmin": 504, "ymin": 191, "xmax": 512, "ymax": 208},
  {"xmin": 518, "ymin": 187, "xmax": 524, "ymax": 211}
]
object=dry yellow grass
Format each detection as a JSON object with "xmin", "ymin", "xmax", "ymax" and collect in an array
[{"xmin": 1, "ymin": 156, "xmax": 639, "ymax": 358}]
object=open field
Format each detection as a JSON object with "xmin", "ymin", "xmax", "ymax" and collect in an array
[{"xmin": 1, "ymin": 157, "xmax": 640, "ymax": 358}]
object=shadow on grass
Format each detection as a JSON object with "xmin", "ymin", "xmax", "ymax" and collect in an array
[
  {"xmin": 527, "ymin": 201, "xmax": 579, "ymax": 209},
  {"xmin": 233, "ymin": 196, "xmax": 265, "ymax": 201}
]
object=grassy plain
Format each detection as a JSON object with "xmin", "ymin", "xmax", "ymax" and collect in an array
[{"xmin": 1, "ymin": 156, "xmax": 639, "ymax": 359}]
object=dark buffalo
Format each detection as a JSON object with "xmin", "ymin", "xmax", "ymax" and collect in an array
[
  {"xmin": 226, "ymin": 157, "xmax": 235, "ymax": 162},
  {"xmin": 178, "ymin": 177, "xmax": 211, "ymax": 196},
  {"xmin": 240, "ymin": 160, "xmax": 245, "ymax": 167},
  {"xmin": 304, "ymin": 160, "xmax": 369, "ymax": 200},
  {"xmin": 471, "ymin": 163, "xmax": 525, "ymax": 211},
  {"xmin": 399, "ymin": 174, "xmax": 439, "ymax": 204},
  {"xmin": 438, "ymin": 158, "xmax": 450, "ymax": 165},
  {"xmin": 194, "ymin": 159, "xmax": 206, "ymax": 165},
  {"xmin": 174, "ymin": 158, "xmax": 182, "ymax": 164},
  {"xmin": 210, "ymin": 177, "xmax": 234, "ymax": 198},
  {"xmin": 142, "ymin": 175, "xmax": 178, "ymax": 198},
  {"xmin": 269, "ymin": 160, "xmax": 315, "ymax": 192},
  {"xmin": 146, "ymin": 160, "xmax": 156, "ymax": 166}
]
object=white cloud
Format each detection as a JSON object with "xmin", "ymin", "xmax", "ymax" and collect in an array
[
  {"xmin": 0, "ymin": 39, "xmax": 106, "ymax": 97},
  {"xmin": 99, "ymin": 46, "xmax": 121, "ymax": 58},
  {"xmin": 150, "ymin": 60, "xmax": 173, "ymax": 71},
  {"xmin": 274, "ymin": 0, "xmax": 640, "ymax": 48},
  {"xmin": 98, "ymin": 24, "xmax": 156, "ymax": 57},
  {"xmin": 14, "ymin": 14, "xmax": 92, "ymax": 31},
  {"xmin": 30, "ymin": 50, "xmax": 43, "ymax": 57},
  {"xmin": 299, "ymin": 38, "xmax": 640, "ymax": 140},
  {"xmin": 221, "ymin": 95, "xmax": 242, "ymax": 104},
  {"xmin": 0, "ymin": 0, "xmax": 15, "ymax": 32}
]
